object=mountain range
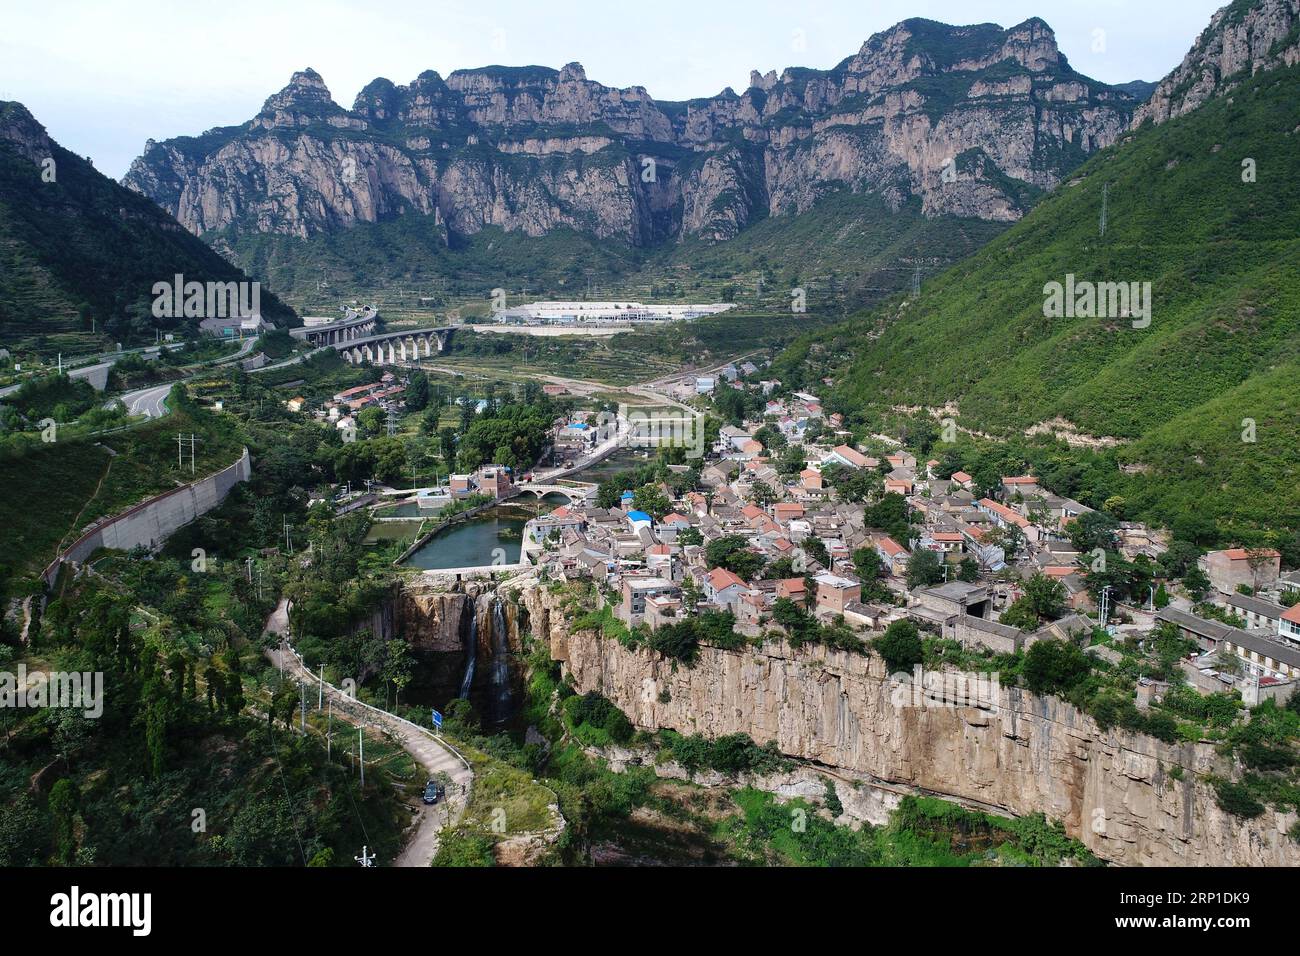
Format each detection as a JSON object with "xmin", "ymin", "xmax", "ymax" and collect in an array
[{"xmin": 122, "ymin": 17, "xmax": 1141, "ymax": 257}]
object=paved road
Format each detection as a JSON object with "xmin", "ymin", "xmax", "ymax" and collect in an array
[
  {"xmin": 263, "ymin": 599, "xmax": 473, "ymax": 867},
  {"xmin": 110, "ymin": 343, "xmax": 323, "ymax": 420},
  {"xmin": 119, "ymin": 382, "xmax": 174, "ymax": 418}
]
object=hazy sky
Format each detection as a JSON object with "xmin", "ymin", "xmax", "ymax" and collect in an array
[{"xmin": 2, "ymin": 0, "xmax": 1225, "ymax": 178}]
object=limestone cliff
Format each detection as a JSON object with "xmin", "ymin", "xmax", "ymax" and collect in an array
[
  {"xmin": 1135, "ymin": 0, "xmax": 1300, "ymax": 127},
  {"xmin": 123, "ymin": 17, "xmax": 1136, "ymax": 246},
  {"xmin": 522, "ymin": 585, "xmax": 1300, "ymax": 867}
]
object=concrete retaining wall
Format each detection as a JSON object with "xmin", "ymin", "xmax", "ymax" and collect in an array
[{"xmin": 43, "ymin": 447, "xmax": 252, "ymax": 586}]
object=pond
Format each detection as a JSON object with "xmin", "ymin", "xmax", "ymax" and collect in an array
[
  {"xmin": 363, "ymin": 519, "xmax": 424, "ymax": 545},
  {"xmin": 399, "ymin": 506, "xmax": 535, "ymax": 570},
  {"xmin": 375, "ymin": 501, "xmax": 440, "ymax": 518},
  {"xmin": 571, "ymin": 447, "xmax": 656, "ymax": 484}
]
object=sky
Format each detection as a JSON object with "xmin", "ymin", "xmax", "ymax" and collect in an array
[{"xmin": 1, "ymin": 0, "xmax": 1227, "ymax": 179}]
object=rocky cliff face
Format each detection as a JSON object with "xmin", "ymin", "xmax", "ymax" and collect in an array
[
  {"xmin": 522, "ymin": 585, "xmax": 1300, "ymax": 867},
  {"xmin": 0, "ymin": 102, "xmax": 53, "ymax": 167},
  {"xmin": 1135, "ymin": 0, "xmax": 1300, "ymax": 126},
  {"xmin": 123, "ymin": 18, "xmax": 1137, "ymax": 246}
]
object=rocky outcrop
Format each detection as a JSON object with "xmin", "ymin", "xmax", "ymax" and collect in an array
[
  {"xmin": 0, "ymin": 101, "xmax": 53, "ymax": 166},
  {"xmin": 522, "ymin": 585, "xmax": 1300, "ymax": 867},
  {"xmin": 1135, "ymin": 0, "xmax": 1300, "ymax": 126},
  {"xmin": 124, "ymin": 17, "xmax": 1138, "ymax": 247}
]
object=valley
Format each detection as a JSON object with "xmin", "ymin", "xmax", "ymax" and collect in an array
[{"xmin": 2, "ymin": 0, "xmax": 1300, "ymax": 898}]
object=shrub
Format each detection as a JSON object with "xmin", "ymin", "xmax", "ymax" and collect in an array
[
  {"xmin": 1022, "ymin": 639, "xmax": 1091, "ymax": 696},
  {"xmin": 1213, "ymin": 780, "xmax": 1265, "ymax": 819},
  {"xmin": 874, "ymin": 620, "xmax": 923, "ymax": 675}
]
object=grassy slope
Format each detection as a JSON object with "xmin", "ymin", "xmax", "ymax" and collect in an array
[
  {"xmin": 813, "ymin": 63, "xmax": 1300, "ymax": 530},
  {"xmin": 0, "ymin": 400, "xmax": 246, "ymax": 576}
]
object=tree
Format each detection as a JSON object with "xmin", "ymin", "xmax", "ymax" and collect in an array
[
  {"xmin": 802, "ymin": 537, "xmax": 829, "ymax": 569},
  {"xmin": 905, "ymin": 549, "xmax": 945, "ymax": 589},
  {"xmin": 405, "ymin": 371, "xmax": 430, "ymax": 411},
  {"xmin": 705, "ymin": 536, "xmax": 766, "ymax": 581},
  {"xmin": 48, "ymin": 778, "xmax": 79, "ymax": 865},
  {"xmin": 357, "ymin": 406, "xmax": 385, "ymax": 439},
  {"xmin": 1183, "ymin": 564, "xmax": 1211, "ymax": 601},
  {"xmin": 1069, "ymin": 510, "xmax": 1120, "ymax": 554},
  {"xmin": 1022, "ymin": 639, "xmax": 1091, "ymax": 696},
  {"xmin": 1023, "ymin": 573, "xmax": 1067, "ymax": 621},
  {"xmin": 749, "ymin": 481, "xmax": 777, "ymax": 507},
  {"xmin": 632, "ymin": 484, "xmax": 671, "ymax": 519},
  {"xmin": 874, "ymin": 620, "xmax": 923, "ymax": 675},
  {"xmin": 998, "ymin": 598, "xmax": 1040, "ymax": 631},
  {"xmin": 957, "ymin": 558, "xmax": 980, "ymax": 582},
  {"xmin": 852, "ymin": 546, "xmax": 882, "ymax": 583},
  {"xmin": 383, "ymin": 639, "xmax": 414, "ymax": 707}
]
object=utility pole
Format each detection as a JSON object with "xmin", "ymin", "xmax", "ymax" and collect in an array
[
  {"xmin": 326, "ymin": 699, "xmax": 332, "ymax": 759},
  {"xmin": 284, "ymin": 516, "xmax": 293, "ymax": 554},
  {"xmin": 1099, "ymin": 182, "xmax": 1109, "ymax": 238},
  {"xmin": 358, "ymin": 728, "xmax": 364, "ymax": 787},
  {"xmin": 354, "ymin": 846, "xmax": 375, "ymax": 867},
  {"xmin": 299, "ymin": 680, "xmax": 306, "ymax": 733},
  {"xmin": 318, "ymin": 665, "xmax": 324, "ymax": 710}
]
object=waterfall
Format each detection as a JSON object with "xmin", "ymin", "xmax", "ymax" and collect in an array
[
  {"xmin": 488, "ymin": 597, "xmax": 513, "ymax": 722},
  {"xmin": 457, "ymin": 602, "xmax": 478, "ymax": 699}
]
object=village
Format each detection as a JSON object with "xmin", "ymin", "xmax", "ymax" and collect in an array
[{"xmin": 509, "ymin": 366, "xmax": 1300, "ymax": 711}]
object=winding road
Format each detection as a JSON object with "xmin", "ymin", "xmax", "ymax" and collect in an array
[{"xmin": 262, "ymin": 599, "xmax": 474, "ymax": 867}]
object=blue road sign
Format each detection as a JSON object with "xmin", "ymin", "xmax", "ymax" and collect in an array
[{"xmin": 431, "ymin": 709, "xmax": 443, "ymax": 730}]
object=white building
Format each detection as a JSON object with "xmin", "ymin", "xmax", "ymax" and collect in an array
[{"xmin": 495, "ymin": 300, "xmax": 734, "ymax": 324}]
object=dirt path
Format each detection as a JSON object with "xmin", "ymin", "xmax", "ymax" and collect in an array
[{"xmin": 263, "ymin": 599, "xmax": 474, "ymax": 867}]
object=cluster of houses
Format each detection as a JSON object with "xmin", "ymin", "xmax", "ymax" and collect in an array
[
  {"xmin": 517, "ymin": 378, "xmax": 1300, "ymax": 709},
  {"xmin": 284, "ymin": 372, "xmax": 407, "ymax": 436},
  {"xmin": 522, "ymin": 388, "xmax": 1104, "ymax": 654},
  {"xmin": 1155, "ymin": 549, "xmax": 1300, "ymax": 704}
]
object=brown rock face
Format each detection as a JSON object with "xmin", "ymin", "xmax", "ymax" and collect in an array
[
  {"xmin": 123, "ymin": 17, "xmax": 1137, "ymax": 246},
  {"xmin": 522, "ymin": 585, "xmax": 1300, "ymax": 867}
]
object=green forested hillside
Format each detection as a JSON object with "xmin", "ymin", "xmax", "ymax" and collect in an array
[
  {"xmin": 0, "ymin": 102, "xmax": 296, "ymax": 354},
  {"xmin": 786, "ymin": 62, "xmax": 1300, "ymax": 535},
  {"xmin": 225, "ymin": 189, "xmax": 1006, "ymax": 317}
]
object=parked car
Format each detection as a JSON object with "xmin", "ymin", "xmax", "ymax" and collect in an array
[{"xmin": 422, "ymin": 780, "xmax": 445, "ymax": 805}]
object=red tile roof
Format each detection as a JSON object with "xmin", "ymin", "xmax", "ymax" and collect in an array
[{"xmin": 707, "ymin": 567, "xmax": 747, "ymax": 591}]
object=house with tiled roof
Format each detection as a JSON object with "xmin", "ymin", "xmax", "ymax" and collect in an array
[
  {"xmin": 824, "ymin": 444, "xmax": 871, "ymax": 470},
  {"xmin": 1202, "ymin": 548, "xmax": 1281, "ymax": 596},
  {"xmin": 976, "ymin": 498, "xmax": 1040, "ymax": 544},
  {"xmin": 875, "ymin": 536, "xmax": 910, "ymax": 576},
  {"xmin": 1001, "ymin": 476, "xmax": 1041, "ymax": 498},
  {"xmin": 706, "ymin": 567, "xmax": 749, "ymax": 608}
]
